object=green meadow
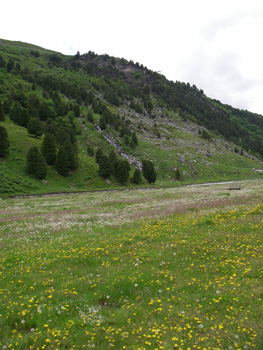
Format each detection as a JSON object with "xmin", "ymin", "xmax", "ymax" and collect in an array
[{"xmin": 0, "ymin": 180, "xmax": 262, "ymax": 350}]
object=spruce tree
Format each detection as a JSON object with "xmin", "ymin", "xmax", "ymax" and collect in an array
[
  {"xmin": 6, "ymin": 58, "xmax": 14, "ymax": 72},
  {"xmin": 0, "ymin": 126, "xmax": 10, "ymax": 157},
  {"xmin": 175, "ymin": 167, "xmax": 181, "ymax": 181},
  {"xmin": 26, "ymin": 146, "xmax": 47, "ymax": 179},
  {"xmin": 73, "ymin": 104, "xmax": 80, "ymax": 118},
  {"xmin": 132, "ymin": 132, "xmax": 138, "ymax": 145},
  {"xmin": 109, "ymin": 150, "xmax": 117, "ymax": 163},
  {"xmin": 45, "ymin": 118, "xmax": 56, "ymax": 135},
  {"xmin": 41, "ymin": 133, "xmax": 56, "ymax": 165},
  {"xmin": 95, "ymin": 148, "xmax": 103, "ymax": 164},
  {"xmin": 56, "ymin": 128, "xmax": 70, "ymax": 146},
  {"xmin": 27, "ymin": 118, "xmax": 43, "ymax": 137},
  {"xmin": 142, "ymin": 160, "xmax": 157, "ymax": 184},
  {"xmin": 87, "ymin": 110, "xmax": 94, "ymax": 123},
  {"xmin": 0, "ymin": 99, "xmax": 5, "ymax": 121},
  {"xmin": 56, "ymin": 146, "xmax": 69, "ymax": 176},
  {"xmin": 9, "ymin": 101, "xmax": 23, "ymax": 124},
  {"xmin": 3, "ymin": 99, "xmax": 11, "ymax": 115},
  {"xmin": 131, "ymin": 168, "xmax": 142, "ymax": 184},
  {"xmin": 20, "ymin": 109, "xmax": 30, "ymax": 128},
  {"xmin": 99, "ymin": 155, "xmax": 111, "ymax": 179},
  {"xmin": 87, "ymin": 145, "xmax": 94, "ymax": 157},
  {"xmin": 63, "ymin": 139, "xmax": 78, "ymax": 170},
  {"xmin": 116, "ymin": 159, "xmax": 130, "ymax": 184},
  {"xmin": 99, "ymin": 116, "xmax": 107, "ymax": 130},
  {"xmin": 124, "ymin": 135, "xmax": 130, "ymax": 146},
  {"xmin": 112, "ymin": 158, "xmax": 119, "ymax": 177}
]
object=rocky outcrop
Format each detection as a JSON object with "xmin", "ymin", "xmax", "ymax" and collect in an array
[{"xmin": 96, "ymin": 125, "xmax": 142, "ymax": 170}]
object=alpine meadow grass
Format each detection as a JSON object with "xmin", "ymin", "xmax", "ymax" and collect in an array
[{"xmin": 0, "ymin": 180, "xmax": 262, "ymax": 349}]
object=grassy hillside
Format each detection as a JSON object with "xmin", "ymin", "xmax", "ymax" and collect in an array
[{"xmin": 1, "ymin": 39, "xmax": 263, "ymax": 197}]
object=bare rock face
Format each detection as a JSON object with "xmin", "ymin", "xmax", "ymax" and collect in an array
[{"xmin": 96, "ymin": 124, "xmax": 142, "ymax": 170}]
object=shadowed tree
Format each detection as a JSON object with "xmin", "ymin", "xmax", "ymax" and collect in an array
[
  {"xmin": 27, "ymin": 93, "xmax": 40, "ymax": 116},
  {"xmin": 99, "ymin": 116, "xmax": 107, "ymax": 130},
  {"xmin": 175, "ymin": 167, "xmax": 181, "ymax": 181},
  {"xmin": 19, "ymin": 109, "xmax": 30, "ymax": 128},
  {"xmin": 109, "ymin": 150, "xmax": 117, "ymax": 171},
  {"xmin": 27, "ymin": 118, "xmax": 43, "ymax": 137},
  {"xmin": 99, "ymin": 155, "xmax": 111, "ymax": 179},
  {"xmin": 95, "ymin": 148, "xmax": 103, "ymax": 164},
  {"xmin": 142, "ymin": 159, "xmax": 157, "ymax": 184},
  {"xmin": 41, "ymin": 133, "xmax": 57, "ymax": 165},
  {"xmin": 114, "ymin": 159, "xmax": 130, "ymax": 184},
  {"xmin": 132, "ymin": 132, "xmax": 138, "ymax": 145},
  {"xmin": 63, "ymin": 139, "xmax": 78, "ymax": 170},
  {"xmin": 56, "ymin": 146, "xmax": 69, "ymax": 176},
  {"xmin": 0, "ymin": 99, "xmax": 5, "ymax": 121},
  {"xmin": 87, "ymin": 110, "xmax": 94, "ymax": 123},
  {"xmin": 87, "ymin": 144, "xmax": 95, "ymax": 157},
  {"xmin": 3, "ymin": 99, "xmax": 11, "ymax": 115},
  {"xmin": 6, "ymin": 58, "xmax": 14, "ymax": 72},
  {"xmin": 73, "ymin": 104, "xmax": 80, "ymax": 118},
  {"xmin": 45, "ymin": 118, "xmax": 56, "ymax": 135},
  {"xmin": 38, "ymin": 101, "xmax": 56, "ymax": 121},
  {"xmin": 0, "ymin": 126, "xmax": 10, "ymax": 157},
  {"xmin": 26, "ymin": 146, "xmax": 47, "ymax": 179},
  {"xmin": 0, "ymin": 55, "xmax": 5, "ymax": 68},
  {"xmin": 131, "ymin": 168, "xmax": 142, "ymax": 184},
  {"xmin": 9, "ymin": 101, "xmax": 23, "ymax": 125}
]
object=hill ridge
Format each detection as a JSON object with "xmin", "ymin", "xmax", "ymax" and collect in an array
[{"xmin": 0, "ymin": 38, "xmax": 263, "ymax": 197}]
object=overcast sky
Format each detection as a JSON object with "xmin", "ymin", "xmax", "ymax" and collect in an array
[{"xmin": 2, "ymin": 0, "xmax": 263, "ymax": 115}]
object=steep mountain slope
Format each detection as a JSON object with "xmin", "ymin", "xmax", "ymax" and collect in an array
[{"xmin": 0, "ymin": 39, "xmax": 263, "ymax": 197}]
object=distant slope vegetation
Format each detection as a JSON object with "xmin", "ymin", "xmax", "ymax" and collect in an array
[{"xmin": 0, "ymin": 39, "xmax": 263, "ymax": 197}]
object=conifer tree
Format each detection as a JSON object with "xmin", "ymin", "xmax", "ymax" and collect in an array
[
  {"xmin": 3, "ymin": 99, "xmax": 11, "ymax": 115},
  {"xmin": 56, "ymin": 146, "xmax": 69, "ymax": 176},
  {"xmin": 87, "ymin": 145, "xmax": 94, "ymax": 157},
  {"xmin": 27, "ymin": 118, "xmax": 43, "ymax": 137},
  {"xmin": 95, "ymin": 148, "xmax": 103, "ymax": 164},
  {"xmin": 99, "ymin": 155, "xmax": 111, "ymax": 179},
  {"xmin": 63, "ymin": 139, "xmax": 78, "ymax": 170},
  {"xmin": 0, "ymin": 126, "xmax": 10, "ymax": 157},
  {"xmin": 124, "ymin": 135, "xmax": 130, "ymax": 146},
  {"xmin": 142, "ymin": 160, "xmax": 157, "ymax": 184},
  {"xmin": 26, "ymin": 146, "xmax": 47, "ymax": 179},
  {"xmin": 0, "ymin": 99, "xmax": 5, "ymax": 121},
  {"xmin": 6, "ymin": 58, "xmax": 14, "ymax": 72},
  {"xmin": 20, "ymin": 109, "xmax": 30, "ymax": 128},
  {"xmin": 115, "ymin": 159, "xmax": 130, "ymax": 184},
  {"xmin": 132, "ymin": 132, "xmax": 138, "ymax": 145},
  {"xmin": 175, "ymin": 167, "xmax": 181, "ymax": 181},
  {"xmin": 56, "ymin": 128, "xmax": 70, "ymax": 146},
  {"xmin": 73, "ymin": 104, "xmax": 80, "ymax": 118},
  {"xmin": 111, "ymin": 158, "xmax": 119, "ymax": 177},
  {"xmin": 41, "ymin": 133, "xmax": 57, "ymax": 165},
  {"xmin": 131, "ymin": 168, "xmax": 142, "ymax": 184},
  {"xmin": 87, "ymin": 110, "xmax": 94, "ymax": 123},
  {"xmin": 9, "ymin": 101, "xmax": 23, "ymax": 124},
  {"xmin": 109, "ymin": 150, "xmax": 117, "ymax": 164},
  {"xmin": 45, "ymin": 118, "xmax": 56, "ymax": 135},
  {"xmin": 99, "ymin": 116, "xmax": 107, "ymax": 130}
]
